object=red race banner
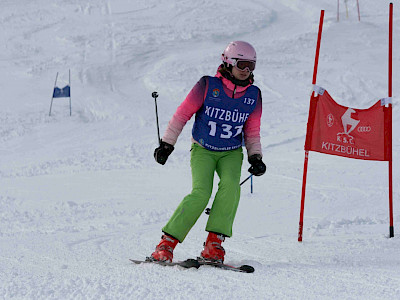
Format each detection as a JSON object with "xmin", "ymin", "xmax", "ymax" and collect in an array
[{"xmin": 305, "ymin": 88, "xmax": 391, "ymax": 161}]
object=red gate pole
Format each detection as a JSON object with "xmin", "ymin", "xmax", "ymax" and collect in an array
[
  {"xmin": 298, "ymin": 151, "xmax": 309, "ymax": 242},
  {"xmin": 312, "ymin": 10, "xmax": 325, "ymax": 86},
  {"xmin": 388, "ymin": 3, "xmax": 394, "ymax": 238},
  {"xmin": 298, "ymin": 10, "xmax": 325, "ymax": 242}
]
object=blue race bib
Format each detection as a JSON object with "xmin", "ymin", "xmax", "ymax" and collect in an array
[{"xmin": 192, "ymin": 77, "xmax": 259, "ymax": 151}]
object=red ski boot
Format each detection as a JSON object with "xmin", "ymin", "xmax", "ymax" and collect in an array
[
  {"xmin": 150, "ymin": 234, "xmax": 179, "ymax": 262},
  {"xmin": 200, "ymin": 232, "xmax": 225, "ymax": 263}
]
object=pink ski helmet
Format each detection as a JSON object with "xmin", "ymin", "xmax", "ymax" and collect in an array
[{"xmin": 221, "ymin": 41, "xmax": 257, "ymax": 71}]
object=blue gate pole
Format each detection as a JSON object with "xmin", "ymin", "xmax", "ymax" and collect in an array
[{"xmin": 49, "ymin": 72, "xmax": 58, "ymax": 116}]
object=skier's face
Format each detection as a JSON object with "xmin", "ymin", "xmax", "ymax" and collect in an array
[{"xmin": 232, "ymin": 66, "xmax": 251, "ymax": 81}]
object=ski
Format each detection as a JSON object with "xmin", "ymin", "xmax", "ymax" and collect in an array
[
  {"xmin": 196, "ymin": 258, "xmax": 255, "ymax": 273},
  {"xmin": 130, "ymin": 258, "xmax": 254, "ymax": 273},
  {"xmin": 129, "ymin": 258, "xmax": 200, "ymax": 269}
]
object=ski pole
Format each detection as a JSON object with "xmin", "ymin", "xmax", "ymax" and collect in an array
[
  {"xmin": 152, "ymin": 91, "xmax": 161, "ymax": 145},
  {"xmin": 240, "ymin": 174, "xmax": 253, "ymax": 186},
  {"xmin": 205, "ymin": 174, "xmax": 253, "ymax": 215}
]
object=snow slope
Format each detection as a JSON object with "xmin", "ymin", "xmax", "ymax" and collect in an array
[{"xmin": 1, "ymin": 0, "xmax": 400, "ymax": 299}]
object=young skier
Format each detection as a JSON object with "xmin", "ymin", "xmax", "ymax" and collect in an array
[{"xmin": 150, "ymin": 41, "xmax": 266, "ymax": 263}]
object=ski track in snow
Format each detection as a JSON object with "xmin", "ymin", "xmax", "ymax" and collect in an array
[{"xmin": 1, "ymin": 0, "xmax": 400, "ymax": 299}]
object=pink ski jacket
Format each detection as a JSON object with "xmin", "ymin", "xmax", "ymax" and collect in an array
[{"xmin": 162, "ymin": 69, "xmax": 263, "ymax": 157}]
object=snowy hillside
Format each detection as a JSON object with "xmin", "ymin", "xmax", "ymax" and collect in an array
[{"xmin": 1, "ymin": 0, "xmax": 400, "ymax": 299}]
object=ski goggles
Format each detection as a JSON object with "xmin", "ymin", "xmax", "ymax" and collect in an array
[{"xmin": 233, "ymin": 59, "xmax": 256, "ymax": 72}]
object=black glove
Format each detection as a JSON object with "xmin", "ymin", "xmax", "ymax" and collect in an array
[
  {"xmin": 154, "ymin": 141, "xmax": 174, "ymax": 165},
  {"xmin": 248, "ymin": 154, "xmax": 266, "ymax": 176}
]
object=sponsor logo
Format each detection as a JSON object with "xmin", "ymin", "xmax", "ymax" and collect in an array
[
  {"xmin": 212, "ymin": 89, "xmax": 220, "ymax": 97},
  {"xmin": 327, "ymin": 114, "xmax": 334, "ymax": 127},
  {"xmin": 357, "ymin": 126, "xmax": 372, "ymax": 133},
  {"xmin": 337, "ymin": 108, "xmax": 360, "ymax": 144},
  {"xmin": 341, "ymin": 108, "xmax": 360, "ymax": 135}
]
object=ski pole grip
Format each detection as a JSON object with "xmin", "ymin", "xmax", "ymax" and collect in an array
[{"xmin": 152, "ymin": 91, "xmax": 159, "ymax": 99}]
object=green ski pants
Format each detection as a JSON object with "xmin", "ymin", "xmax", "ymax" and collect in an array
[{"xmin": 163, "ymin": 143, "xmax": 243, "ymax": 242}]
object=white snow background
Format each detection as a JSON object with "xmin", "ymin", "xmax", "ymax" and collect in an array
[{"xmin": 1, "ymin": 0, "xmax": 400, "ymax": 299}]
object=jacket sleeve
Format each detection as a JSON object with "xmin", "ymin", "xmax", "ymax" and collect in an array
[
  {"xmin": 244, "ymin": 89, "xmax": 263, "ymax": 157},
  {"xmin": 162, "ymin": 77, "xmax": 208, "ymax": 145}
]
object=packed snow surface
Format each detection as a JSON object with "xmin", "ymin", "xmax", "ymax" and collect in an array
[{"xmin": 1, "ymin": 0, "xmax": 400, "ymax": 299}]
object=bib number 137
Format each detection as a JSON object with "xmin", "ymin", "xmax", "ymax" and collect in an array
[{"xmin": 208, "ymin": 121, "xmax": 243, "ymax": 139}]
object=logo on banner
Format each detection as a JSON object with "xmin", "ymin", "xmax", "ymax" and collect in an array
[
  {"xmin": 357, "ymin": 126, "xmax": 372, "ymax": 133},
  {"xmin": 337, "ymin": 108, "xmax": 360, "ymax": 144},
  {"xmin": 327, "ymin": 114, "xmax": 334, "ymax": 127}
]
